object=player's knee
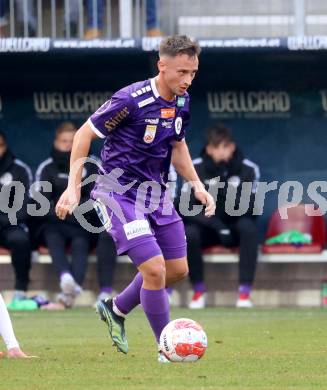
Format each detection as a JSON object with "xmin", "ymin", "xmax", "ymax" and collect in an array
[
  {"xmin": 142, "ymin": 260, "xmax": 166, "ymax": 285},
  {"xmin": 175, "ymin": 263, "xmax": 189, "ymax": 281}
]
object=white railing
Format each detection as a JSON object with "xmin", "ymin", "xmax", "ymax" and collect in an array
[
  {"xmin": 0, "ymin": 0, "xmax": 155, "ymax": 38},
  {"xmin": 1, "ymin": 0, "xmax": 327, "ymax": 39}
]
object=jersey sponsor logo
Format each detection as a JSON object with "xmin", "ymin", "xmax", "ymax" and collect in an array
[
  {"xmin": 174, "ymin": 117, "xmax": 182, "ymax": 135},
  {"xmin": 161, "ymin": 108, "xmax": 175, "ymax": 119},
  {"xmin": 145, "ymin": 118, "xmax": 159, "ymax": 124},
  {"xmin": 123, "ymin": 219, "xmax": 151, "ymax": 240},
  {"xmin": 161, "ymin": 120, "xmax": 173, "ymax": 129},
  {"xmin": 143, "ymin": 124, "xmax": 157, "ymax": 143},
  {"xmin": 138, "ymin": 96, "xmax": 155, "ymax": 108},
  {"xmin": 104, "ymin": 107, "xmax": 130, "ymax": 131},
  {"xmin": 0, "ymin": 172, "xmax": 13, "ymax": 186}
]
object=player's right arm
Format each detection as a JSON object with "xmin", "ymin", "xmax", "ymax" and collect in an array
[{"xmin": 55, "ymin": 122, "xmax": 98, "ymax": 220}]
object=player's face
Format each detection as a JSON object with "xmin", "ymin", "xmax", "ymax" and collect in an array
[
  {"xmin": 0, "ymin": 137, "xmax": 7, "ymax": 158},
  {"xmin": 206, "ymin": 142, "xmax": 235, "ymax": 164},
  {"xmin": 159, "ymin": 54, "xmax": 198, "ymax": 97},
  {"xmin": 54, "ymin": 131, "xmax": 75, "ymax": 152}
]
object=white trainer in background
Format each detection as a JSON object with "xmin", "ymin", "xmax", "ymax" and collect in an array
[
  {"xmin": 93, "ymin": 291, "xmax": 112, "ymax": 308},
  {"xmin": 236, "ymin": 298, "xmax": 253, "ymax": 308},
  {"xmin": 60, "ymin": 273, "xmax": 77, "ymax": 295},
  {"xmin": 188, "ymin": 292, "xmax": 206, "ymax": 309}
]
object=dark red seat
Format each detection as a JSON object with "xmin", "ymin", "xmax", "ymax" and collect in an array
[
  {"xmin": 202, "ymin": 245, "xmax": 239, "ymax": 255},
  {"xmin": 38, "ymin": 246, "xmax": 96, "ymax": 255},
  {"xmin": 262, "ymin": 204, "xmax": 325, "ymax": 254},
  {"xmin": 0, "ymin": 247, "xmax": 10, "ymax": 255}
]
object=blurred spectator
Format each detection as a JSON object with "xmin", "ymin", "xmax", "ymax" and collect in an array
[
  {"xmin": 33, "ymin": 122, "xmax": 97, "ymax": 308},
  {"xmin": 146, "ymin": 0, "xmax": 161, "ymax": 37},
  {"xmin": 0, "ymin": 0, "xmax": 7, "ymax": 37},
  {"xmin": 15, "ymin": 0, "xmax": 37, "ymax": 37},
  {"xmin": 69, "ymin": 0, "xmax": 104, "ymax": 39},
  {"xmin": 178, "ymin": 124, "xmax": 260, "ymax": 309},
  {"xmin": 70, "ymin": 0, "xmax": 161, "ymax": 39},
  {"xmin": 95, "ymin": 231, "xmax": 117, "ymax": 303},
  {"xmin": 0, "ymin": 131, "xmax": 33, "ymax": 302}
]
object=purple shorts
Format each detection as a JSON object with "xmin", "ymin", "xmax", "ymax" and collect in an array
[{"xmin": 92, "ymin": 188, "xmax": 187, "ymax": 266}]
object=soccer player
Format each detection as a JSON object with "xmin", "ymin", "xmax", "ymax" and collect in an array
[
  {"xmin": 55, "ymin": 35, "xmax": 215, "ymax": 362},
  {"xmin": 0, "ymin": 293, "xmax": 34, "ymax": 358}
]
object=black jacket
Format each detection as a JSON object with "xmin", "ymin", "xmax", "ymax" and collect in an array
[
  {"xmin": 177, "ymin": 147, "xmax": 260, "ymax": 235},
  {"xmin": 0, "ymin": 150, "xmax": 32, "ymax": 228},
  {"xmin": 33, "ymin": 148, "xmax": 98, "ymax": 227}
]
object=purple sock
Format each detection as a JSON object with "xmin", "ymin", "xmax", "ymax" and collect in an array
[
  {"xmin": 140, "ymin": 287, "xmax": 170, "ymax": 342},
  {"xmin": 193, "ymin": 281, "xmax": 206, "ymax": 293},
  {"xmin": 239, "ymin": 284, "xmax": 252, "ymax": 296},
  {"xmin": 115, "ymin": 273, "xmax": 143, "ymax": 315},
  {"xmin": 166, "ymin": 287, "xmax": 173, "ymax": 295},
  {"xmin": 100, "ymin": 287, "xmax": 113, "ymax": 294}
]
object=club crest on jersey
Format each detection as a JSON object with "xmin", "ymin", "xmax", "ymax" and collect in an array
[
  {"xmin": 94, "ymin": 99, "xmax": 112, "ymax": 115},
  {"xmin": 175, "ymin": 117, "xmax": 182, "ymax": 135},
  {"xmin": 143, "ymin": 124, "xmax": 157, "ymax": 144},
  {"xmin": 161, "ymin": 108, "xmax": 175, "ymax": 119}
]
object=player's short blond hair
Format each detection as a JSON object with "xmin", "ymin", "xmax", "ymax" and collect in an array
[
  {"xmin": 159, "ymin": 35, "xmax": 201, "ymax": 58},
  {"xmin": 55, "ymin": 122, "xmax": 76, "ymax": 138}
]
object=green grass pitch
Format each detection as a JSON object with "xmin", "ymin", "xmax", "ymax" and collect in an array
[{"xmin": 1, "ymin": 308, "xmax": 327, "ymax": 390}]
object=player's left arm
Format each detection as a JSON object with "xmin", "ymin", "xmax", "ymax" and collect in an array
[{"xmin": 172, "ymin": 140, "xmax": 215, "ymax": 217}]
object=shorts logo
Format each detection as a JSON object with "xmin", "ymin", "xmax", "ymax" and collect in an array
[
  {"xmin": 161, "ymin": 108, "xmax": 175, "ymax": 119},
  {"xmin": 93, "ymin": 199, "xmax": 112, "ymax": 231},
  {"xmin": 123, "ymin": 219, "xmax": 151, "ymax": 240},
  {"xmin": 143, "ymin": 124, "xmax": 157, "ymax": 143},
  {"xmin": 175, "ymin": 117, "xmax": 182, "ymax": 135}
]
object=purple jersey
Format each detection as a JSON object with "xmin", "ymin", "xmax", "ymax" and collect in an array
[{"xmin": 88, "ymin": 78, "xmax": 190, "ymax": 187}]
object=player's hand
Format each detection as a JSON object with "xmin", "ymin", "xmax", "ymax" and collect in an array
[
  {"xmin": 194, "ymin": 189, "xmax": 216, "ymax": 217},
  {"xmin": 7, "ymin": 347, "xmax": 38, "ymax": 358},
  {"xmin": 55, "ymin": 187, "xmax": 81, "ymax": 220}
]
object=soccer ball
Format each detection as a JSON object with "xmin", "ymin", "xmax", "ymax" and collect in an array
[{"xmin": 159, "ymin": 318, "xmax": 208, "ymax": 362}]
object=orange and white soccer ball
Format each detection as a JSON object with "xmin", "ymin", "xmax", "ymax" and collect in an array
[{"xmin": 159, "ymin": 318, "xmax": 208, "ymax": 362}]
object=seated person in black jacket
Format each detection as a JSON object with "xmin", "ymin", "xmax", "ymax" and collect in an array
[
  {"xmin": 179, "ymin": 123, "xmax": 260, "ymax": 309},
  {"xmin": 0, "ymin": 131, "xmax": 32, "ymax": 301},
  {"xmin": 34, "ymin": 122, "xmax": 97, "ymax": 308}
]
